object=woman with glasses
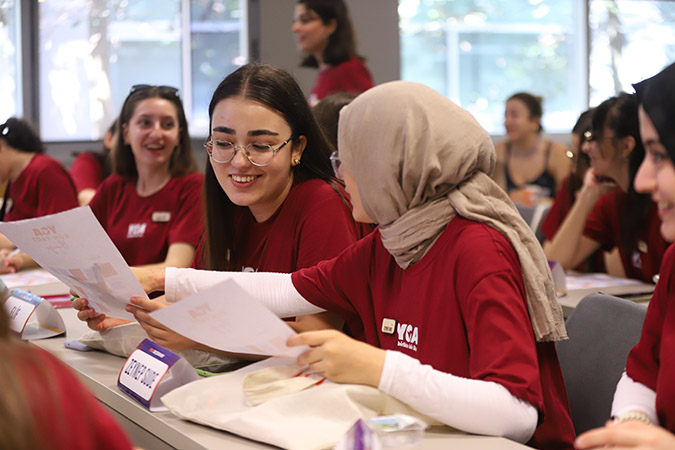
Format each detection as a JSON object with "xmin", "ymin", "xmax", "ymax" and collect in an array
[
  {"xmin": 575, "ymin": 63, "xmax": 675, "ymax": 450},
  {"xmin": 126, "ymin": 81, "xmax": 575, "ymax": 448},
  {"xmin": 544, "ymin": 93, "xmax": 668, "ymax": 283},
  {"xmin": 493, "ymin": 92, "xmax": 571, "ymax": 206},
  {"xmin": 0, "ymin": 117, "xmax": 78, "ymax": 273},
  {"xmin": 76, "ymin": 64, "xmax": 367, "ymax": 339},
  {"xmin": 292, "ymin": 0, "xmax": 373, "ymax": 106},
  {"xmin": 87, "ymin": 85, "xmax": 203, "ymax": 268}
]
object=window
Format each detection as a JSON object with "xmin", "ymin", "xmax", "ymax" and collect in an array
[
  {"xmin": 588, "ymin": 0, "xmax": 675, "ymax": 106},
  {"xmin": 0, "ymin": 0, "xmax": 21, "ymax": 121},
  {"xmin": 399, "ymin": 0, "xmax": 584, "ymax": 134},
  {"xmin": 38, "ymin": 0, "xmax": 246, "ymax": 141}
]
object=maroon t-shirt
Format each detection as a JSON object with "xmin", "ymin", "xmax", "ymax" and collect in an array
[
  {"xmin": 293, "ymin": 217, "xmax": 575, "ymax": 449},
  {"xmin": 309, "ymin": 56, "xmax": 374, "ymax": 105},
  {"xmin": 583, "ymin": 190, "xmax": 667, "ymax": 282},
  {"xmin": 626, "ymin": 243, "xmax": 675, "ymax": 431},
  {"xmin": 5, "ymin": 154, "xmax": 78, "ymax": 221},
  {"xmin": 69, "ymin": 152, "xmax": 104, "ymax": 192},
  {"xmin": 89, "ymin": 172, "xmax": 203, "ymax": 266},
  {"xmin": 194, "ymin": 177, "xmax": 369, "ymax": 272}
]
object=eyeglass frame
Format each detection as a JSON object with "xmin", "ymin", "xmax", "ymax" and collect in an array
[
  {"xmin": 204, "ymin": 135, "xmax": 295, "ymax": 167},
  {"xmin": 330, "ymin": 151, "xmax": 343, "ymax": 178}
]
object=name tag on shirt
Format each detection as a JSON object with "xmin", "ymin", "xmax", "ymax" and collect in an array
[
  {"xmin": 382, "ymin": 318, "xmax": 396, "ymax": 335},
  {"xmin": 118, "ymin": 339, "xmax": 199, "ymax": 411},
  {"xmin": 152, "ymin": 211, "xmax": 171, "ymax": 223}
]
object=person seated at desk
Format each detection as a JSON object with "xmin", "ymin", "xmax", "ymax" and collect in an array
[
  {"xmin": 0, "ymin": 117, "xmax": 78, "ymax": 273},
  {"xmin": 312, "ymin": 91, "xmax": 357, "ymax": 157},
  {"xmin": 75, "ymin": 64, "xmax": 368, "ymax": 340},
  {"xmin": 576, "ymin": 62, "xmax": 675, "ymax": 450},
  {"xmin": 493, "ymin": 92, "xmax": 571, "ymax": 206},
  {"xmin": 541, "ymin": 109, "xmax": 611, "ymax": 274},
  {"xmin": 125, "ymin": 81, "xmax": 576, "ymax": 448},
  {"xmin": 88, "ymin": 84, "xmax": 204, "ymax": 269},
  {"xmin": 545, "ymin": 92, "xmax": 668, "ymax": 283},
  {"xmin": 69, "ymin": 119, "xmax": 116, "ymax": 206},
  {"xmin": 0, "ymin": 304, "xmax": 132, "ymax": 449}
]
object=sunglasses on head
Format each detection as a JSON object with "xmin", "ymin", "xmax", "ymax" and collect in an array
[{"xmin": 129, "ymin": 84, "xmax": 180, "ymax": 96}]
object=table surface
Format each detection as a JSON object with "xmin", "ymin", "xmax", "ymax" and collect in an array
[
  {"xmin": 557, "ymin": 279, "xmax": 654, "ymax": 317},
  {"xmin": 28, "ymin": 306, "xmax": 530, "ymax": 450}
]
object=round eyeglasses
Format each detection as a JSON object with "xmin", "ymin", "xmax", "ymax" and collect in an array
[
  {"xmin": 330, "ymin": 151, "xmax": 343, "ymax": 178},
  {"xmin": 204, "ymin": 136, "xmax": 294, "ymax": 167}
]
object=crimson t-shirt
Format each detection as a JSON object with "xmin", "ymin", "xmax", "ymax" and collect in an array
[
  {"xmin": 69, "ymin": 152, "xmax": 105, "ymax": 192},
  {"xmin": 194, "ymin": 177, "xmax": 369, "ymax": 272},
  {"xmin": 292, "ymin": 217, "xmax": 575, "ymax": 449},
  {"xmin": 583, "ymin": 190, "xmax": 667, "ymax": 282},
  {"xmin": 4, "ymin": 154, "xmax": 78, "ymax": 221},
  {"xmin": 626, "ymin": 243, "xmax": 675, "ymax": 431},
  {"xmin": 89, "ymin": 172, "xmax": 203, "ymax": 266},
  {"xmin": 309, "ymin": 56, "xmax": 374, "ymax": 106}
]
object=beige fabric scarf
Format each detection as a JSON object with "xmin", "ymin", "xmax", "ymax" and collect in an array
[{"xmin": 338, "ymin": 81, "xmax": 566, "ymax": 342}]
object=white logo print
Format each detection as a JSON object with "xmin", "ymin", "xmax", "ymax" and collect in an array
[
  {"xmin": 127, "ymin": 223, "xmax": 147, "ymax": 239},
  {"xmin": 396, "ymin": 322, "xmax": 419, "ymax": 352}
]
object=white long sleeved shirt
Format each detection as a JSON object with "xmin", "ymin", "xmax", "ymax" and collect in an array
[
  {"xmin": 164, "ymin": 268, "xmax": 538, "ymax": 442},
  {"xmin": 611, "ymin": 371, "xmax": 659, "ymax": 425}
]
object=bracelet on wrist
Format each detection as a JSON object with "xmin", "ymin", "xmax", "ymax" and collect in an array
[{"xmin": 613, "ymin": 411, "xmax": 653, "ymax": 425}]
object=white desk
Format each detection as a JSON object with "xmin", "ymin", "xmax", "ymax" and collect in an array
[
  {"xmin": 30, "ymin": 308, "xmax": 529, "ymax": 450},
  {"xmin": 557, "ymin": 280, "xmax": 654, "ymax": 317}
]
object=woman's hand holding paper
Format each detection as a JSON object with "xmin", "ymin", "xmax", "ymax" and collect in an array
[
  {"xmin": 72, "ymin": 297, "xmax": 131, "ymax": 331},
  {"xmin": 287, "ymin": 330, "xmax": 386, "ymax": 387},
  {"xmin": 126, "ymin": 296, "xmax": 199, "ymax": 350}
]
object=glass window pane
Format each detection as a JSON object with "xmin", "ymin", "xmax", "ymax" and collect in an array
[
  {"xmin": 0, "ymin": 0, "xmax": 22, "ymax": 121},
  {"xmin": 399, "ymin": 1, "xmax": 583, "ymax": 133},
  {"xmin": 589, "ymin": 0, "xmax": 675, "ymax": 106},
  {"xmin": 191, "ymin": 0, "xmax": 246, "ymax": 135},
  {"xmin": 39, "ymin": 0, "xmax": 245, "ymax": 142}
]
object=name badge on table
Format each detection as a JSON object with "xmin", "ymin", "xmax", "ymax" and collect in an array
[
  {"xmin": 3, "ymin": 289, "xmax": 66, "ymax": 340},
  {"xmin": 152, "ymin": 211, "xmax": 171, "ymax": 223},
  {"xmin": 118, "ymin": 338, "xmax": 199, "ymax": 412}
]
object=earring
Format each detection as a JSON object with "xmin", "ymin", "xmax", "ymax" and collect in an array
[{"xmin": 293, "ymin": 159, "xmax": 301, "ymax": 166}]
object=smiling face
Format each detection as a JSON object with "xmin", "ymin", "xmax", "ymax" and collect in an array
[
  {"xmin": 123, "ymin": 97, "xmax": 179, "ymax": 173},
  {"xmin": 291, "ymin": 4, "xmax": 336, "ymax": 56},
  {"xmin": 210, "ymin": 96, "xmax": 306, "ymax": 222},
  {"xmin": 582, "ymin": 124, "xmax": 627, "ymax": 180},
  {"xmin": 503, "ymin": 99, "xmax": 540, "ymax": 142},
  {"xmin": 635, "ymin": 107, "xmax": 675, "ymax": 242}
]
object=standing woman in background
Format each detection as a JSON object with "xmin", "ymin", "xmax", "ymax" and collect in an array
[
  {"xmin": 545, "ymin": 92, "xmax": 668, "ymax": 283},
  {"xmin": 575, "ymin": 63, "xmax": 675, "ymax": 450},
  {"xmin": 0, "ymin": 117, "xmax": 78, "ymax": 272},
  {"xmin": 88, "ymin": 85, "xmax": 203, "ymax": 269},
  {"xmin": 292, "ymin": 0, "xmax": 373, "ymax": 106},
  {"xmin": 493, "ymin": 92, "xmax": 571, "ymax": 205}
]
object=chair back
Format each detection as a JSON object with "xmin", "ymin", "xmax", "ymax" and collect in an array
[{"xmin": 556, "ymin": 292, "xmax": 647, "ymax": 434}]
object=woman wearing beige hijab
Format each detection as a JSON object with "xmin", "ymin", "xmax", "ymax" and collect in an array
[{"xmin": 127, "ymin": 81, "xmax": 574, "ymax": 448}]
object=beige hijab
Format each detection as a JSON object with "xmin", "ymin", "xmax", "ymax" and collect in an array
[{"xmin": 338, "ymin": 81, "xmax": 566, "ymax": 342}]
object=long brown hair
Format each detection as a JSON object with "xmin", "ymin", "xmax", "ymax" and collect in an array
[
  {"xmin": 112, "ymin": 85, "xmax": 196, "ymax": 179},
  {"xmin": 202, "ymin": 64, "xmax": 342, "ymax": 270}
]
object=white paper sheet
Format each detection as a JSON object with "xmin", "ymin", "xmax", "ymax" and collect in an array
[
  {"xmin": 150, "ymin": 279, "xmax": 306, "ymax": 358},
  {"xmin": 0, "ymin": 207, "xmax": 147, "ymax": 320}
]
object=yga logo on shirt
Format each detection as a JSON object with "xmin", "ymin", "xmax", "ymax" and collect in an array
[
  {"xmin": 396, "ymin": 322, "xmax": 419, "ymax": 352},
  {"xmin": 127, "ymin": 223, "xmax": 147, "ymax": 239}
]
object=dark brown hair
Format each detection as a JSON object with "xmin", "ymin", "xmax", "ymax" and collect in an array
[
  {"xmin": 312, "ymin": 91, "xmax": 357, "ymax": 153},
  {"xmin": 111, "ymin": 86, "xmax": 196, "ymax": 179},
  {"xmin": 202, "ymin": 64, "xmax": 342, "ymax": 270},
  {"xmin": 298, "ymin": 0, "xmax": 362, "ymax": 68},
  {"xmin": 0, "ymin": 118, "xmax": 45, "ymax": 154},
  {"xmin": 507, "ymin": 92, "xmax": 544, "ymax": 133}
]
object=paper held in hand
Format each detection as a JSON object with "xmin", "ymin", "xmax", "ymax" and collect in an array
[
  {"xmin": 0, "ymin": 206, "xmax": 147, "ymax": 320},
  {"xmin": 149, "ymin": 279, "xmax": 307, "ymax": 358}
]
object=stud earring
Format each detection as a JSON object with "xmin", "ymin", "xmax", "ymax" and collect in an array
[{"xmin": 293, "ymin": 159, "xmax": 301, "ymax": 166}]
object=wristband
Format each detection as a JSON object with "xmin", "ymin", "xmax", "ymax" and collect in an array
[{"xmin": 613, "ymin": 411, "xmax": 653, "ymax": 425}]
